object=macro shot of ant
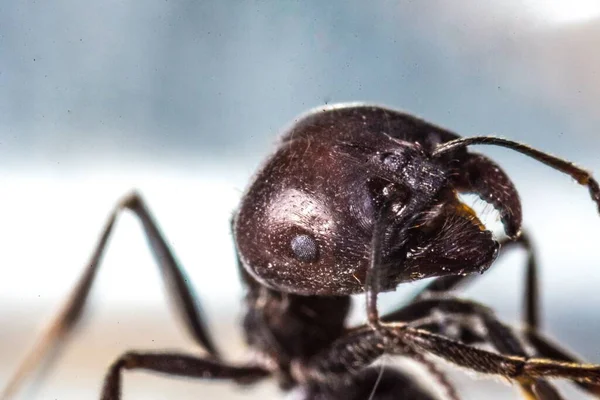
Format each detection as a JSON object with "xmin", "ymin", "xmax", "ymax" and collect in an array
[{"xmin": 2, "ymin": 103, "xmax": 600, "ymax": 400}]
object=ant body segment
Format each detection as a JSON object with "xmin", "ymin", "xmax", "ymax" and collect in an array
[{"xmin": 3, "ymin": 104, "xmax": 600, "ymax": 399}]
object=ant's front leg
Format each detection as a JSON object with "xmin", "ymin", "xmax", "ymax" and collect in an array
[
  {"xmin": 386, "ymin": 297, "xmax": 567, "ymax": 400},
  {"xmin": 360, "ymin": 196, "xmax": 461, "ymax": 400},
  {"xmin": 365, "ymin": 194, "xmax": 426, "ymax": 328},
  {"xmin": 401, "ymin": 326, "xmax": 600, "ymax": 396},
  {"xmin": 406, "ymin": 231, "xmax": 600, "ymax": 396},
  {"xmin": 309, "ymin": 298, "xmax": 569, "ymax": 400},
  {"xmin": 1, "ymin": 192, "xmax": 220, "ymax": 399}
]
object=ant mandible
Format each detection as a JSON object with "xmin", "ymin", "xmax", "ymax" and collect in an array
[{"xmin": 3, "ymin": 103, "xmax": 600, "ymax": 399}]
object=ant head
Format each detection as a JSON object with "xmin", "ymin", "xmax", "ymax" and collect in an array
[{"xmin": 234, "ymin": 105, "xmax": 506, "ymax": 295}]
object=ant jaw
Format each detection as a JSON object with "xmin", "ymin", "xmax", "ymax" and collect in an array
[
  {"xmin": 457, "ymin": 193, "xmax": 509, "ymax": 243},
  {"xmin": 396, "ymin": 196, "xmax": 499, "ymax": 283},
  {"xmin": 449, "ymin": 152, "xmax": 523, "ymax": 239},
  {"xmin": 450, "ymin": 198, "xmax": 501, "ymax": 274}
]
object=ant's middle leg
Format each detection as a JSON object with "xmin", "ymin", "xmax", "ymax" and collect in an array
[
  {"xmin": 393, "ymin": 251, "xmax": 600, "ymax": 399},
  {"xmin": 388, "ymin": 297, "xmax": 565, "ymax": 400},
  {"xmin": 406, "ymin": 229, "xmax": 600, "ymax": 396},
  {"xmin": 316, "ymin": 297, "xmax": 567, "ymax": 400},
  {"xmin": 1, "ymin": 192, "xmax": 220, "ymax": 399}
]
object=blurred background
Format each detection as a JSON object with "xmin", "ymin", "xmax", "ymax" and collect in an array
[{"xmin": 1, "ymin": 1, "xmax": 600, "ymax": 399}]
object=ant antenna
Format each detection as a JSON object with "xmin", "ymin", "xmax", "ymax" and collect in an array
[{"xmin": 432, "ymin": 136, "xmax": 600, "ymax": 213}]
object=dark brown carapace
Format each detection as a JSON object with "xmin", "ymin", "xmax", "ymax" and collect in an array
[
  {"xmin": 4, "ymin": 104, "xmax": 600, "ymax": 400},
  {"xmin": 235, "ymin": 104, "xmax": 514, "ymax": 296}
]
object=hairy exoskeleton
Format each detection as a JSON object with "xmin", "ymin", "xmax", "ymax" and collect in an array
[{"xmin": 3, "ymin": 104, "xmax": 600, "ymax": 400}]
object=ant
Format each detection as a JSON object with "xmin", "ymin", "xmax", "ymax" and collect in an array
[{"xmin": 3, "ymin": 103, "xmax": 600, "ymax": 399}]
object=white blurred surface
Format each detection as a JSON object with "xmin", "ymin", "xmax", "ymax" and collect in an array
[{"xmin": 508, "ymin": 0, "xmax": 600, "ymax": 24}]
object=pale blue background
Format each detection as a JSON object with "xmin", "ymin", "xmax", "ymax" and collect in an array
[{"xmin": 1, "ymin": 1, "xmax": 600, "ymax": 399}]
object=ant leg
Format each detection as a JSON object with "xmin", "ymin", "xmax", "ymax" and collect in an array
[
  {"xmin": 365, "ymin": 218, "xmax": 385, "ymax": 327},
  {"xmin": 472, "ymin": 303, "xmax": 562, "ymax": 400},
  {"xmin": 386, "ymin": 298, "xmax": 563, "ymax": 400},
  {"xmin": 360, "ymin": 195, "xmax": 466, "ymax": 398},
  {"xmin": 400, "ymin": 326, "xmax": 600, "ymax": 387},
  {"xmin": 524, "ymin": 330, "xmax": 600, "ymax": 397},
  {"xmin": 101, "ymin": 351, "xmax": 269, "ymax": 400},
  {"xmin": 296, "ymin": 325, "xmax": 460, "ymax": 400},
  {"xmin": 400, "ymin": 275, "xmax": 600, "ymax": 398},
  {"xmin": 400, "ymin": 234, "xmax": 594, "ymax": 397},
  {"xmin": 321, "ymin": 298, "xmax": 565, "ymax": 400},
  {"xmin": 407, "ymin": 229, "xmax": 600, "ymax": 396},
  {"xmin": 366, "ymin": 195, "xmax": 427, "ymax": 328},
  {"xmin": 406, "ymin": 229, "xmax": 600, "ymax": 395},
  {"xmin": 1, "ymin": 192, "xmax": 219, "ymax": 399}
]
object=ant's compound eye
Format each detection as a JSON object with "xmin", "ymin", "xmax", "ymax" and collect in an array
[{"xmin": 290, "ymin": 234, "xmax": 319, "ymax": 263}]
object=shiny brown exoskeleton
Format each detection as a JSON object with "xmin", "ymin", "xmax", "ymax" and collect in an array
[
  {"xmin": 4, "ymin": 104, "xmax": 600, "ymax": 400},
  {"xmin": 235, "ymin": 105, "xmax": 511, "ymax": 296}
]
